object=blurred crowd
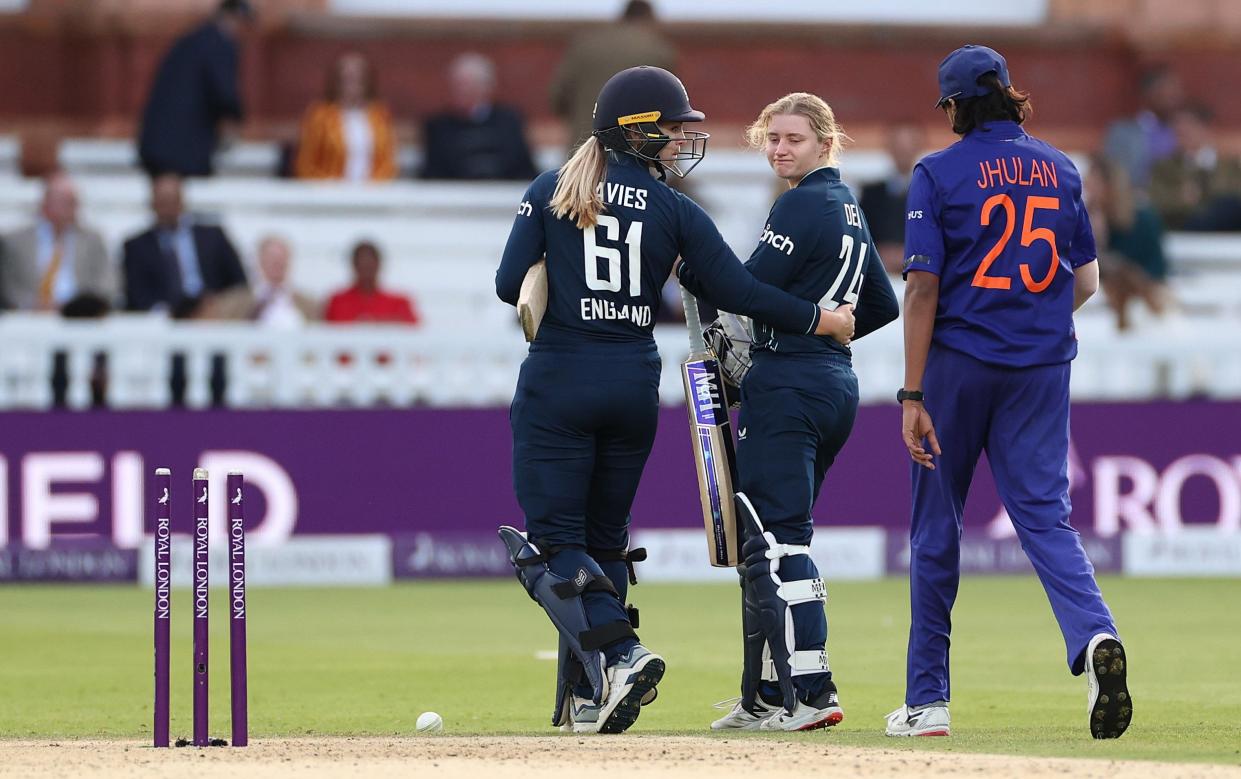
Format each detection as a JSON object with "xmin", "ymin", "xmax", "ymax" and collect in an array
[{"xmin": 3, "ymin": 0, "xmax": 1237, "ymax": 339}]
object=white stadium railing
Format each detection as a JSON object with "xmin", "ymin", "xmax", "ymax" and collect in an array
[{"xmin": 0, "ymin": 308, "xmax": 1238, "ymax": 411}]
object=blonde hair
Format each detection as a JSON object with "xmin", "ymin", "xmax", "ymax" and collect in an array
[
  {"xmin": 550, "ymin": 137, "xmax": 608, "ymax": 229},
  {"xmin": 745, "ymin": 92, "xmax": 849, "ymax": 168}
]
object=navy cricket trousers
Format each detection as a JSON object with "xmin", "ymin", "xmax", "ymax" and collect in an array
[
  {"xmin": 510, "ymin": 342, "xmax": 660, "ymax": 662},
  {"xmin": 737, "ymin": 350, "xmax": 860, "ymax": 698},
  {"xmin": 906, "ymin": 344, "xmax": 1117, "ymax": 707}
]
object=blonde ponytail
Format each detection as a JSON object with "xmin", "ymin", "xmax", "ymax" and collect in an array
[{"xmin": 550, "ymin": 136, "xmax": 608, "ymax": 229}]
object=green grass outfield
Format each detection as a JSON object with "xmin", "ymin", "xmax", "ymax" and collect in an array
[{"xmin": 1, "ymin": 576, "xmax": 1239, "ymax": 765}]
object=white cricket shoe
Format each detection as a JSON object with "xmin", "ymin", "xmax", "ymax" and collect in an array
[
  {"xmin": 885, "ymin": 703, "xmax": 951, "ymax": 737},
  {"xmin": 758, "ymin": 684, "xmax": 844, "ymax": 732},
  {"xmin": 1086, "ymin": 633, "xmax": 1132, "ymax": 739},
  {"xmin": 590, "ymin": 645, "xmax": 665, "ymax": 734},
  {"xmin": 709, "ymin": 695, "xmax": 781, "ymax": 730}
]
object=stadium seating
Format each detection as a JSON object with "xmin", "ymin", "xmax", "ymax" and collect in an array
[{"xmin": 0, "ymin": 139, "xmax": 1237, "ymax": 409}]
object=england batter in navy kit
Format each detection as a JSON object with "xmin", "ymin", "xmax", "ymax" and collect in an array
[
  {"xmin": 887, "ymin": 45, "xmax": 1131, "ymax": 740},
  {"xmin": 495, "ymin": 67, "xmax": 853, "ymax": 735},
  {"xmin": 683, "ymin": 93, "xmax": 899, "ymax": 732}
]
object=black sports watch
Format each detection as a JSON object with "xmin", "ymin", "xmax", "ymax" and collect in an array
[{"xmin": 897, "ymin": 389, "xmax": 925, "ymax": 403}]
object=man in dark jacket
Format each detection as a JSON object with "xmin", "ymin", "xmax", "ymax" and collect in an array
[
  {"xmin": 137, "ymin": 0, "xmax": 253, "ymax": 177},
  {"xmin": 123, "ymin": 174, "xmax": 247, "ymax": 317},
  {"xmin": 421, "ymin": 52, "xmax": 537, "ymax": 181}
]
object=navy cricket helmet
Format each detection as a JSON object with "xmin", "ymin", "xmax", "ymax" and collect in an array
[{"xmin": 592, "ymin": 66, "xmax": 709, "ymax": 178}]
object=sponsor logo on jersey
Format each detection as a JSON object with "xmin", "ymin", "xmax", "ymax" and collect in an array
[
  {"xmin": 759, "ymin": 224, "xmax": 795, "ymax": 255},
  {"xmin": 517, "ymin": 200, "xmax": 533, "ymax": 217},
  {"xmin": 907, "ymin": 209, "xmax": 924, "ymax": 220}
]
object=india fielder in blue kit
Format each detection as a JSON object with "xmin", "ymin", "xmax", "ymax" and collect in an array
[
  {"xmin": 682, "ymin": 93, "xmax": 899, "ymax": 732},
  {"xmin": 495, "ymin": 67, "xmax": 850, "ymax": 735},
  {"xmin": 888, "ymin": 45, "xmax": 1131, "ymax": 740}
]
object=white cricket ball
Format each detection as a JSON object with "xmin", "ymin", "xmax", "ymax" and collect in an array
[{"xmin": 416, "ymin": 711, "xmax": 444, "ymax": 734}]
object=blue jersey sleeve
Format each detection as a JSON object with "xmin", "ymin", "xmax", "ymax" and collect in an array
[
  {"xmin": 495, "ymin": 173, "xmax": 552, "ymax": 305},
  {"xmin": 902, "ymin": 164, "xmax": 945, "ymax": 278},
  {"xmin": 743, "ymin": 188, "xmax": 823, "ymax": 288},
  {"xmin": 676, "ymin": 196, "xmax": 819, "ymax": 335},
  {"xmin": 1067, "ymin": 192, "xmax": 1098, "ymax": 268}
]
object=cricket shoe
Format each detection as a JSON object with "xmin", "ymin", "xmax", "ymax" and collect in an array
[
  {"xmin": 1086, "ymin": 633, "xmax": 1132, "ymax": 739},
  {"xmin": 560, "ymin": 687, "xmax": 659, "ymax": 733},
  {"xmin": 586, "ymin": 645, "xmax": 665, "ymax": 734},
  {"xmin": 885, "ymin": 703, "xmax": 951, "ymax": 737},
  {"xmin": 758, "ymin": 682, "xmax": 844, "ymax": 731},
  {"xmin": 709, "ymin": 692, "xmax": 781, "ymax": 730}
]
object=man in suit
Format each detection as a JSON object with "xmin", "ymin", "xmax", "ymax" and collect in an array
[
  {"xmin": 123, "ymin": 173, "xmax": 248, "ymax": 317},
  {"xmin": 420, "ymin": 52, "xmax": 538, "ymax": 181},
  {"xmin": 0, "ymin": 171, "xmax": 116, "ymax": 311},
  {"xmin": 137, "ymin": 0, "xmax": 253, "ymax": 177},
  {"xmin": 859, "ymin": 123, "xmax": 924, "ymax": 275}
]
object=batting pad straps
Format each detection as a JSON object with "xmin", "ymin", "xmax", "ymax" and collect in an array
[
  {"xmin": 551, "ymin": 572, "xmax": 618, "ymax": 600},
  {"xmin": 580, "ymin": 620, "xmax": 638, "ymax": 652},
  {"xmin": 589, "ymin": 546, "xmax": 648, "ymax": 586},
  {"xmin": 758, "ymin": 531, "xmax": 811, "ymax": 561},
  {"xmin": 776, "ymin": 577, "xmax": 827, "ymax": 606},
  {"xmin": 765, "ymin": 650, "xmax": 830, "ymax": 678}
]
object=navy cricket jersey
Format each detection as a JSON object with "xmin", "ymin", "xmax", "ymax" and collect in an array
[
  {"xmin": 903, "ymin": 120, "xmax": 1097, "ymax": 367},
  {"xmin": 496, "ymin": 152, "xmax": 822, "ymax": 346},
  {"xmin": 683, "ymin": 166, "xmax": 897, "ymax": 356}
]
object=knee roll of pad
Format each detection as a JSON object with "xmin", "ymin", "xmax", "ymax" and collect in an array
[
  {"xmin": 735, "ymin": 493, "xmax": 828, "ymax": 714},
  {"xmin": 500, "ymin": 526, "xmax": 637, "ymax": 725}
]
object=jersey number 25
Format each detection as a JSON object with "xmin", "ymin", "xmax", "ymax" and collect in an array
[
  {"xmin": 584, "ymin": 215, "xmax": 643, "ymax": 297},
  {"xmin": 973, "ymin": 194, "xmax": 1059, "ymax": 293}
]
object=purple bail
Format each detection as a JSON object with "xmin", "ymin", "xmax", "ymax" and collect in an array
[
  {"xmin": 227, "ymin": 471, "xmax": 249, "ymax": 747},
  {"xmin": 153, "ymin": 468, "xmax": 172, "ymax": 748},
  {"xmin": 192, "ymin": 467, "xmax": 210, "ymax": 747}
]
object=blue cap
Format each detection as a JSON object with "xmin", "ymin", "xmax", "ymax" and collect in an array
[{"xmin": 936, "ymin": 45, "xmax": 1010, "ymax": 108}]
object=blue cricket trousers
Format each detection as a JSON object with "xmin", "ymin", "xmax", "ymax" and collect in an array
[{"xmin": 907, "ymin": 344, "xmax": 1117, "ymax": 707}]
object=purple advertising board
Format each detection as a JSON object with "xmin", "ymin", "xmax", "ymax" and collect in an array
[{"xmin": 0, "ymin": 401, "xmax": 1238, "ymax": 554}]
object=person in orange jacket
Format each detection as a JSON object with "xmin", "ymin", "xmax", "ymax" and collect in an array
[{"xmin": 295, "ymin": 52, "xmax": 397, "ymax": 181}]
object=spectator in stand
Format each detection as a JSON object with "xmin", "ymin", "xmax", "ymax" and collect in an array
[
  {"xmin": 0, "ymin": 171, "xmax": 115, "ymax": 312},
  {"xmin": 420, "ymin": 53, "xmax": 537, "ymax": 181},
  {"xmin": 1149, "ymin": 104, "xmax": 1241, "ymax": 232},
  {"xmin": 123, "ymin": 173, "xmax": 248, "ymax": 318},
  {"xmin": 549, "ymin": 0, "xmax": 676, "ymax": 151},
  {"xmin": 1102, "ymin": 65, "xmax": 1184, "ymax": 191},
  {"xmin": 202, "ymin": 235, "xmax": 320, "ymax": 327},
  {"xmin": 859, "ymin": 123, "xmax": 925, "ymax": 274},
  {"xmin": 295, "ymin": 52, "xmax": 398, "ymax": 181},
  {"xmin": 1084, "ymin": 155, "xmax": 1171, "ymax": 331},
  {"xmin": 137, "ymin": 0, "xmax": 253, "ymax": 178},
  {"xmin": 324, "ymin": 240, "xmax": 420, "ymax": 324}
]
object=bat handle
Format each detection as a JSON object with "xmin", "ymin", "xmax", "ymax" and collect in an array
[{"xmin": 680, "ymin": 285, "xmax": 707, "ymax": 353}]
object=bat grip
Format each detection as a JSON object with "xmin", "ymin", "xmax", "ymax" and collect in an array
[{"xmin": 679, "ymin": 285, "xmax": 707, "ymax": 354}]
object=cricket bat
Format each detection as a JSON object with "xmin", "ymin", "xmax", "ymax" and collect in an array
[
  {"xmin": 679, "ymin": 286, "xmax": 741, "ymax": 568},
  {"xmin": 517, "ymin": 259, "xmax": 547, "ymax": 342}
]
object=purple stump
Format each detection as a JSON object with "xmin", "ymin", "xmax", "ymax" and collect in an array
[
  {"xmin": 153, "ymin": 468, "xmax": 172, "ymax": 748},
  {"xmin": 192, "ymin": 467, "xmax": 210, "ymax": 747},
  {"xmin": 227, "ymin": 471, "xmax": 249, "ymax": 747}
]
